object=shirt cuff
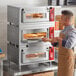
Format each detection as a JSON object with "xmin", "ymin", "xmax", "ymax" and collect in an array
[{"xmin": 62, "ymin": 40, "xmax": 66, "ymax": 47}]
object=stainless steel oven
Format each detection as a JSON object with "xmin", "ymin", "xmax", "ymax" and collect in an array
[
  {"xmin": 21, "ymin": 43, "xmax": 49, "ymax": 63},
  {"xmin": 7, "ymin": 5, "xmax": 60, "ymax": 71},
  {"xmin": 19, "ymin": 22, "xmax": 55, "ymax": 64},
  {"xmin": 21, "ymin": 6, "xmax": 55, "ymax": 23}
]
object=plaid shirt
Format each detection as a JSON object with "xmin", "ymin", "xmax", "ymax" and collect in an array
[{"xmin": 61, "ymin": 25, "xmax": 76, "ymax": 49}]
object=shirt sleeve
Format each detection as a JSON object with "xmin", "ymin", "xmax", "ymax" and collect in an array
[
  {"xmin": 62, "ymin": 40, "xmax": 66, "ymax": 47},
  {"xmin": 61, "ymin": 29, "xmax": 65, "ymax": 34},
  {"xmin": 65, "ymin": 30, "xmax": 76, "ymax": 49}
]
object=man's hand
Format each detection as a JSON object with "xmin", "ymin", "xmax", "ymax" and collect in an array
[
  {"xmin": 57, "ymin": 37, "xmax": 63, "ymax": 46},
  {"xmin": 42, "ymin": 37, "xmax": 59, "ymax": 43},
  {"xmin": 60, "ymin": 33, "xmax": 65, "ymax": 39},
  {"xmin": 51, "ymin": 37, "xmax": 58, "ymax": 43},
  {"xmin": 42, "ymin": 37, "xmax": 63, "ymax": 45},
  {"xmin": 42, "ymin": 38, "xmax": 49, "ymax": 42}
]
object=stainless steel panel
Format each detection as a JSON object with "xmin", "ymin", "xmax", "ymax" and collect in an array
[
  {"xmin": 7, "ymin": 44, "xmax": 19, "ymax": 64},
  {"xmin": 7, "ymin": 25, "xmax": 19, "ymax": 45},
  {"xmin": 7, "ymin": 6, "xmax": 20, "ymax": 25}
]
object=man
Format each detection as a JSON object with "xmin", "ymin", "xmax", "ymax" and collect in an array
[
  {"xmin": 42, "ymin": 10, "xmax": 76, "ymax": 50},
  {"xmin": 42, "ymin": 10, "xmax": 76, "ymax": 76}
]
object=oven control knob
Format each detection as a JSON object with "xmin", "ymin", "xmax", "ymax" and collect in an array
[
  {"xmin": 26, "ymin": 45, "xmax": 29, "ymax": 47},
  {"xmin": 21, "ymin": 49, "xmax": 24, "ymax": 52},
  {"xmin": 46, "ymin": 48, "xmax": 49, "ymax": 49},
  {"xmin": 46, "ymin": 48, "xmax": 49, "ymax": 51}
]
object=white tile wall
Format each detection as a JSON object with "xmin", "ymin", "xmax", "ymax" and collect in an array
[{"xmin": 0, "ymin": 6, "xmax": 7, "ymax": 53}]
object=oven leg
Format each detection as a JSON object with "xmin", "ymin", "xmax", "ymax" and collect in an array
[
  {"xmin": 8, "ymin": 60, "xmax": 11, "ymax": 70},
  {"xmin": 49, "ymin": 62, "xmax": 52, "ymax": 67},
  {"xmin": 0, "ymin": 60, "xmax": 3, "ymax": 76},
  {"xmin": 19, "ymin": 65, "xmax": 21, "ymax": 71}
]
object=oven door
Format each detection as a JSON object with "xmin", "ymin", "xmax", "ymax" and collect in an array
[
  {"xmin": 21, "ymin": 43, "xmax": 49, "ymax": 64},
  {"xmin": 21, "ymin": 7, "xmax": 50, "ymax": 23},
  {"xmin": 21, "ymin": 29, "xmax": 48, "ymax": 43},
  {"xmin": 21, "ymin": 27, "xmax": 54, "ymax": 43}
]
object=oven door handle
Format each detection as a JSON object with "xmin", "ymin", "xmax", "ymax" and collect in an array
[{"xmin": 27, "ymin": 39, "xmax": 42, "ymax": 43}]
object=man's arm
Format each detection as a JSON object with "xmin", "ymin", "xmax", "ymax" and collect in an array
[
  {"xmin": 65, "ymin": 31, "xmax": 76, "ymax": 49},
  {"xmin": 59, "ymin": 32, "xmax": 65, "ymax": 39}
]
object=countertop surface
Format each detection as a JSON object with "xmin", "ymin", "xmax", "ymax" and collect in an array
[{"xmin": 3, "ymin": 61, "xmax": 58, "ymax": 76}]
